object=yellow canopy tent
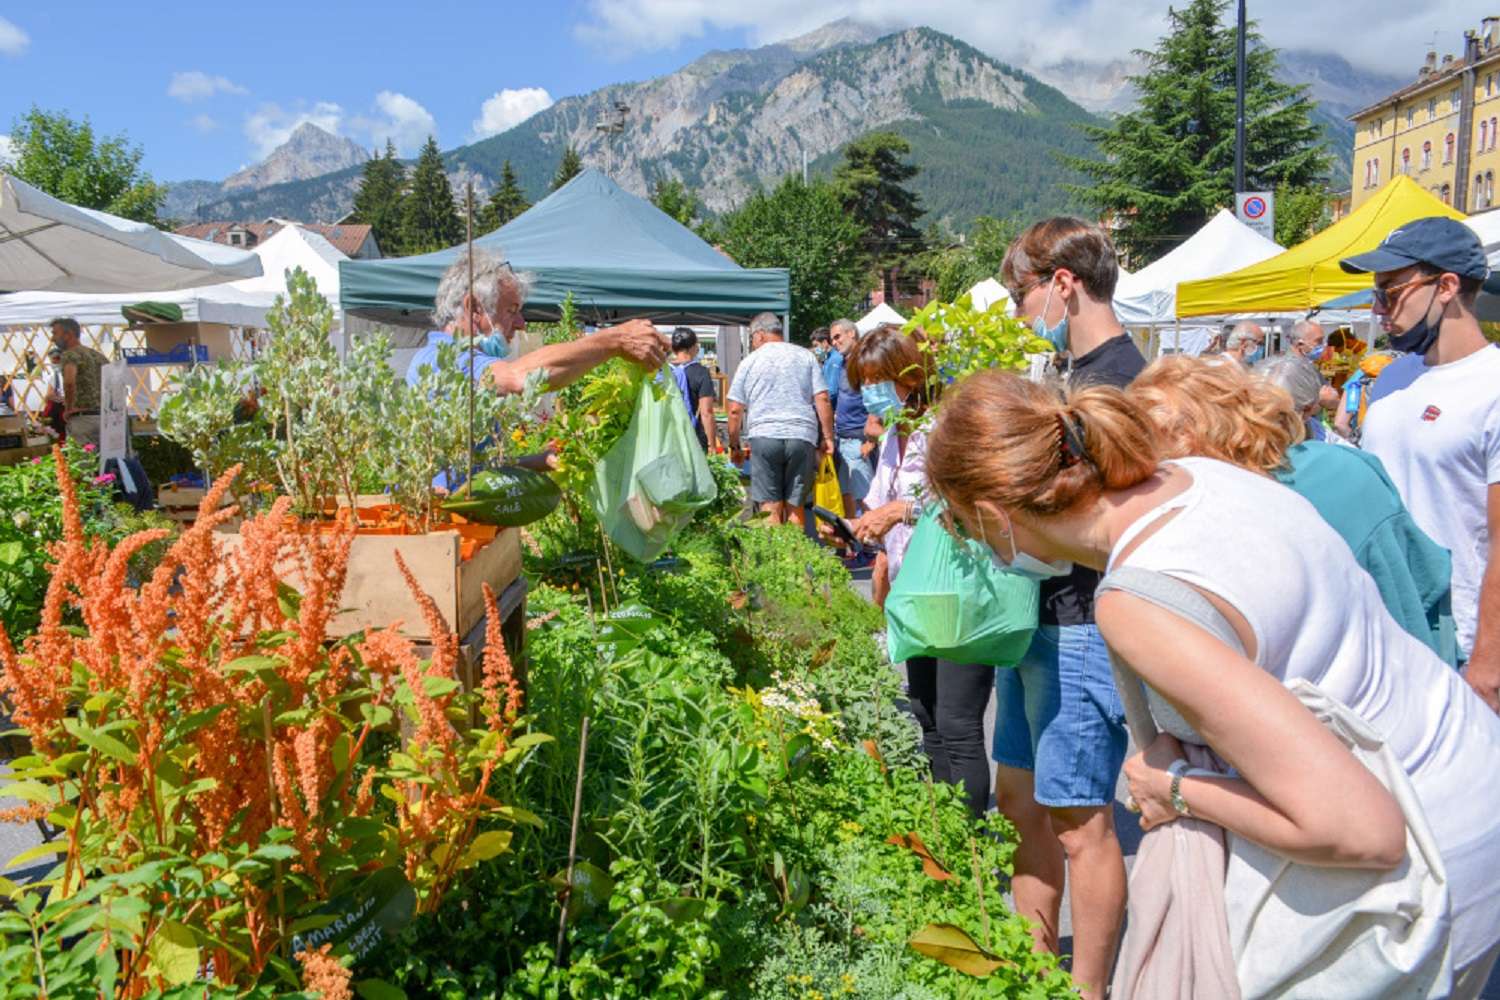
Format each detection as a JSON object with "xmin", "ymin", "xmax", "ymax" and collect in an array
[{"xmin": 1175, "ymin": 177, "xmax": 1464, "ymax": 318}]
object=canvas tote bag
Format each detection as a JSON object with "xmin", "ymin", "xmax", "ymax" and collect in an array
[{"xmin": 1099, "ymin": 565, "xmax": 1452, "ymax": 1000}]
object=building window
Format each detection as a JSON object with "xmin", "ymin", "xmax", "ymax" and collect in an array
[
  {"xmin": 228, "ymin": 232, "xmax": 243, "ymax": 247},
  {"xmin": 1489, "ymin": 73, "xmax": 1496, "ymax": 97},
  {"xmin": 1452, "ymin": 88, "xmax": 1461, "ymax": 112},
  {"xmin": 1407, "ymin": 107, "xmax": 1416, "ymax": 128},
  {"xmin": 1493, "ymin": 117, "xmax": 1499, "ymax": 150},
  {"xmin": 1402, "ymin": 147, "xmax": 1412, "ymax": 174},
  {"xmin": 1485, "ymin": 120, "xmax": 1492, "ymax": 152},
  {"xmin": 1479, "ymin": 175, "xmax": 1489, "ymax": 209},
  {"xmin": 1428, "ymin": 97, "xmax": 1438, "ymax": 119},
  {"xmin": 1441, "ymin": 182, "xmax": 1452, "ymax": 205},
  {"xmin": 1422, "ymin": 141, "xmax": 1433, "ymax": 170},
  {"xmin": 1445, "ymin": 133, "xmax": 1456, "ymax": 163}
]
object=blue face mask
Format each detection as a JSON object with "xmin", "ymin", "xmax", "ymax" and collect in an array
[
  {"xmin": 475, "ymin": 333, "xmax": 511, "ymax": 359},
  {"xmin": 1304, "ymin": 344, "xmax": 1326, "ymax": 362},
  {"xmin": 861, "ymin": 381, "xmax": 904, "ymax": 421},
  {"xmin": 1244, "ymin": 345, "xmax": 1265, "ymax": 365},
  {"xmin": 1030, "ymin": 276, "xmax": 1070, "ymax": 352}
]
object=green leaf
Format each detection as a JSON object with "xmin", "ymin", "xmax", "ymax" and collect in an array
[
  {"xmin": 783, "ymin": 733, "xmax": 814, "ymax": 778},
  {"xmin": 508, "ymin": 732, "xmax": 554, "ymax": 752},
  {"xmin": 6, "ymin": 841, "xmax": 66, "ymax": 869},
  {"xmin": 0, "ymin": 541, "xmax": 23, "ymax": 566},
  {"xmin": 145, "ymin": 920, "xmax": 199, "ymax": 986},
  {"xmin": 253, "ymin": 843, "xmax": 299, "ymax": 861},
  {"xmin": 459, "ymin": 830, "xmax": 512, "ymax": 868},
  {"xmin": 360, "ymin": 703, "xmax": 394, "ymax": 728},
  {"xmin": 224, "ymin": 654, "xmax": 282, "ymax": 674},
  {"xmin": 908, "ymin": 923, "xmax": 1007, "ymax": 978},
  {"xmin": 419, "ymin": 675, "xmax": 460, "ymax": 699},
  {"xmin": 550, "ymin": 861, "xmax": 613, "ymax": 919},
  {"xmin": 494, "ymin": 805, "xmax": 543, "ymax": 828},
  {"xmin": 0, "ymin": 780, "xmax": 56, "ymax": 805},
  {"xmin": 61, "ymin": 718, "xmax": 134, "ymax": 763},
  {"xmin": 355, "ymin": 980, "xmax": 408, "ymax": 1000}
]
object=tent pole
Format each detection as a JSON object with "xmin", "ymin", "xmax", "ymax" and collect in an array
[{"xmin": 466, "ymin": 181, "xmax": 476, "ymax": 491}]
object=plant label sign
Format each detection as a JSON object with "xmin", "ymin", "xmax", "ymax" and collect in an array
[
  {"xmin": 290, "ymin": 866, "xmax": 416, "ymax": 963},
  {"xmin": 1236, "ymin": 191, "xmax": 1275, "ymax": 242}
]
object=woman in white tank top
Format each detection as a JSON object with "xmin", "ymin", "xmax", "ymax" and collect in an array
[{"xmin": 924, "ymin": 370, "xmax": 1500, "ymax": 989}]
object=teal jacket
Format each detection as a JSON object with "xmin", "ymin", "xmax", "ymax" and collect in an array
[{"xmin": 1274, "ymin": 441, "xmax": 1458, "ymax": 667}]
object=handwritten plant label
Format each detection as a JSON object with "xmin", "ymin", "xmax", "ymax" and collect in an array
[{"xmin": 291, "ymin": 866, "xmax": 416, "ymax": 963}]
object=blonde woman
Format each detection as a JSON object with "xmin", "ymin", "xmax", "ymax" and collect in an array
[{"xmin": 1131, "ymin": 354, "xmax": 1456, "ymax": 666}]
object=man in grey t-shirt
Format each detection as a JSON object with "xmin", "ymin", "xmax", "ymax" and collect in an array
[{"xmin": 727, "ymin": 312, "xmax": 834, "ymax": 527}]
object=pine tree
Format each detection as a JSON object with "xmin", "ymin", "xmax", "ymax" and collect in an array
[
  {"xmin": 1065, "ymin": 0, "xmax": 1330, "ymax": 264},
  {"xmin": 550, "ymin": 145, "xmax": 583, "ymax": 191},
  {"xmin": 350, "ymin": 140, "xmax": 406, "ymax": 255},
  {"xmin": 478, "ymin": 160, "xmax": 530, "ymax": 234},
  {"xmin": 833, "ymin": 132, "xmax": 926, "ymax": 263},
  {"xmin": 399, "ymin": 136, "xmax": 462, "ymax": 255},
  {"xmin": 649, "ymin": 177, "xmax": 697, "ymax": 226}
]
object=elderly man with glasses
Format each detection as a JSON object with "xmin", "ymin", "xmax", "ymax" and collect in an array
[{"xmin": 406, "ymin": 247, "xmax": 667, "ymax": 393}]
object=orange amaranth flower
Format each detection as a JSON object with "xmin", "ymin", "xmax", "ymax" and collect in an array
[{"xmin": 295, "ymin": 943, "xmax": 352, "ymax": 1000}]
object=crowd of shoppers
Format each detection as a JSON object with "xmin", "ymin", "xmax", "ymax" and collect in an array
[{"xmin": 843, "ymin": 213, "xmax": 1500, "ymax": 998}]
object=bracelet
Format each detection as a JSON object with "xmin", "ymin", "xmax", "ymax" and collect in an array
[{"xmin": 1167, "ymin": 759, "xmax": 1192, "ymax": 817}]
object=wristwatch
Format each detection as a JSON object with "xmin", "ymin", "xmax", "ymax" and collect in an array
[{"xmin": 1167, "ymin": 759, "xmax": 1192, "ymax": 817}]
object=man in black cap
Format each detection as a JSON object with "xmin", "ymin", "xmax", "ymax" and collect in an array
[{"xmin": 1341, "ymin": 216, "xmax": 1500, "ymax": 711}]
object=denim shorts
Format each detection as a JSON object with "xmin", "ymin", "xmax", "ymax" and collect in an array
[
  {"xmin": 992, "ymin": 623, "xmax": 1127, "ymax": 808},
  {"xmin": 834, "ymin": 436, "xmax": 874, "ymax": 505}
]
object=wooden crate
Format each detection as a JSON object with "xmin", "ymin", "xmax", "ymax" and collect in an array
[{"xmin": 219, "ymin": 526, "xmax": 522, "ymax": 642}]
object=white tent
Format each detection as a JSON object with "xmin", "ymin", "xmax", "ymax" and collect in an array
[
  {"xmin": 1, "ymin": 172, "xmax": 261, "ymax": 293},
  {"xmin": 967, "ymin": 277, "xmax": 1009, "ymax": 313},
  {"xmin": 0, "ymin": 225, "xmax": 346, "ymax": 329},
  {"xmin": 1114, "ymin": 210, "xmax": 1283, "ymax": 327},
  {"xmin": 856, "ymin": 301, "xmax": 906, "ymax": 334}
]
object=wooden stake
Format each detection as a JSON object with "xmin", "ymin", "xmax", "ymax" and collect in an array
[
  {"xmin": 556, "ymin": 714, "xmax": 591, "ymax": 965},
  {"xmin": 466, "ymin": 181, "xmax": 477, "ymax": 490}
]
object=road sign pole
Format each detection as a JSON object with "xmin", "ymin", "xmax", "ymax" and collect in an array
[{"xmin": 1235, "ymin": 0, "xmax": 1247, "ymax": 193}]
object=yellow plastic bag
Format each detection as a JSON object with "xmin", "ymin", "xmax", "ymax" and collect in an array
[{"xmin": 813, "ymin": 453, "xmax": 843, "ymax": 512}]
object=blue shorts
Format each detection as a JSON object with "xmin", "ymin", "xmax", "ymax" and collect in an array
[
  {"xmin": 834, "ymin": 436, "xmax": 874, "ymax": 506},
  {"xmin": 992, "ymin": 624, "xmax": 1127, "ymax": 808}
]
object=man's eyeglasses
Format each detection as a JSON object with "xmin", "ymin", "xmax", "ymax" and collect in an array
[{"xmin": 1372, "ymin": 274, "xmax": 1438, "ymax": 310}]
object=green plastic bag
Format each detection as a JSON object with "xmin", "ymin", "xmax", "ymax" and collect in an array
[
  {"xmin": 589, "ymin": 379, "xmax": 718, "ymax": 562},
  {"xmin": 885, "ymin": 507, "xmax": 1040, "ymax": 666}
]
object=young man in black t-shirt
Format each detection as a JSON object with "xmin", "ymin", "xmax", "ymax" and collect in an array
[
  {"xmin": 669, "ymin": 327, "xmax": 718, "ymax": 451},
  {"xmin": 992, "ymin": 217, "xmax": 1143, "ymax": 1000}
]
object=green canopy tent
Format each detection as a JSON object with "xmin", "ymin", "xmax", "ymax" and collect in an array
[{"xmin": 338, "ymin": 169, "xmax": 789, "ymax": 327}]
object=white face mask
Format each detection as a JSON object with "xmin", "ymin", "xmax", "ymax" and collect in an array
[{"xmin": 979, "ymin": 509, "xmax": 1073, "ymax": 580}]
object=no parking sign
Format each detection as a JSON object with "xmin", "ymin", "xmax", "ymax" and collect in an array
[{"xmin": 1236, "ymin": 191, "xmax": 1275, "ymax": 241}]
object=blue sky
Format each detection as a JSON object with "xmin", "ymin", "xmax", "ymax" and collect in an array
[
  {"xmin": 0, "ymin": 0, "xmax": 1483, "ymax": 183},
  {"xmin": 0, "ymin": 2, "xmax": 749, "ymax": 181}
]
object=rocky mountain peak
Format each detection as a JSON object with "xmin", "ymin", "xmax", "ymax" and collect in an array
[{"xmin": 222, "ymin": 123, "xmax": 370, "ymax": 193}]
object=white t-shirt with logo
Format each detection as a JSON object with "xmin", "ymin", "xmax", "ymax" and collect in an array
[{"xmin": 1362, "ymin": 345, "xmax": 1500, "ymax": 658}]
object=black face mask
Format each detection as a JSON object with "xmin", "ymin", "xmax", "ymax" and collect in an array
[{"xmin": 1389, "ymin": 286, "xmax": 1442, "ymax": 356}]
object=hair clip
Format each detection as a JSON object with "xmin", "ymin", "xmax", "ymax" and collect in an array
[{"xmin": 1056, "ymin": 411, "xmax": 1090, "ymax": 468}]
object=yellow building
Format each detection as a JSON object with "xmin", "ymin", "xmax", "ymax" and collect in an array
[{"xmin": 1351, "ymin": 17, "xmax": 1500, "ymax": 214}]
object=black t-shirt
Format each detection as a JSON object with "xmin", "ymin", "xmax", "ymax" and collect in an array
[
  {"xmin": 679, "ymin": 361, "xmax": 717, "ymax": 449},
  {"xmin": 1041, "ymin": 333, "xmax": 1146, "ymax": 626}
]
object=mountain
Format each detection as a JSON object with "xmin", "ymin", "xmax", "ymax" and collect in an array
[
  {"xmin": 184, "ymin": 24, "xmax": 1100, "ymax": 229},
  {"xmin": 223, "ymin": 123, "xmax": 369, "ymax": 191},
  {"xmin": 161, "ymin": 123, "xmax": 369, "ymax": 222}
]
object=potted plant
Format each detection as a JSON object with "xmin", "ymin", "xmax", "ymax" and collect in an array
[{"xmin": 161, "ymin": 267, "xmax": 539, "ymax": 642}]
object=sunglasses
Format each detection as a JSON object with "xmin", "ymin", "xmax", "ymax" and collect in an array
[{"xmin": 1371, "ymin": 274, "xmax": 1437, "ymax": 310}]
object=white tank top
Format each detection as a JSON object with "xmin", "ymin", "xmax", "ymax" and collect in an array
[{"xmin": 1108, "ymin": 457, "xmax": 1500, "ymax": 968}]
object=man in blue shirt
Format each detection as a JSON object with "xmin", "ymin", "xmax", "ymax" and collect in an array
[
  {"xmin": 405, "ymin": 247, "xmax": 667, "ymax": 393},
  {"xmin": 829, "ymin": 318, "xmax": 873, "ymax": 516}
]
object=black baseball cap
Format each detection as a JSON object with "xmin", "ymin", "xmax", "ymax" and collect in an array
[{"xmin": 1340, "ymin": 216, "xmax": 1490, "ymax": 283}]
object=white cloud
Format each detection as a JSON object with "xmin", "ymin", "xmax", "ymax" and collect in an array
[
  {"xmin": 0, "ymin": 16, "xmax": 29, "ymax": 58},
  {"xmin": 168, "ymin": 70, "xmax": 249, "ymax": 102},
  {"xmin": 354, "ymin": 91, "xmax": 438, "ymax": 156},
  {"xmin": 243, "ymin": 101, "xmax": 344, "ymax": 158},
  {"xmin": 573, "ymin": 0, "xmax": 1487, "ymax": 75},
  {"xmin": 0, "ymin": 134, "xmax": 14, "ymax": 168},
  {"xmin": 189, "ymin": 114, "xmax": 219, "ymax": 134},
  {"xmin": 470, "ymin": 87, "xmax": 554, "ymax": 141}
]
